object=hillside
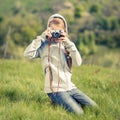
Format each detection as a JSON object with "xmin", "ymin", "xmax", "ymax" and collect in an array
[
  {"xmin": 0, "ymin": 59, "xmax": 120, "ymax": 120},
  {"xmin": 0, "ymin": 0, "xmax": 120, "ymax": 59}
]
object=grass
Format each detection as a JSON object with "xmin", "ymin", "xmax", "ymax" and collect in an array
[{"xmin": 0, "ymin": 59, "xmax": 120, "ymax": 120}]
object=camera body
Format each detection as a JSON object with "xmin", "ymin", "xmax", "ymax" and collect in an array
[{"xmin": 51, "ymin": 30, "xmax": 62, "ymax": 39}]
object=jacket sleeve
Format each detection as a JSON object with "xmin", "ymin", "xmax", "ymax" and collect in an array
[
  {"xmin": 63, "ymin": 38, "xmax": 82, "ymax": 66},
  {"xmin": 24, "ymin": 32, "xmax": 46, "ymax": 59}
]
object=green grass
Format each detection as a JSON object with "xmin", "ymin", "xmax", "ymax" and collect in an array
[{"xmin": 0, "ymin": 59, "xmax": 120, "ymax": 120}]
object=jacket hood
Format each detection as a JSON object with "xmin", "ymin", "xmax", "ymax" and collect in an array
[{"xmin": 47, "ymin": 14, "xmax": 68, "ymax": 33}]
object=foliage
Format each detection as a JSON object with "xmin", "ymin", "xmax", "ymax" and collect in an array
[
  {"xmin": 0, "ymin": 59, "xmax": 120, "ymax": 120},
  {"xmin": 74, "ymin": 5, "xmax": 85, "ymax": 18},
  {"xmin": 82, "ymin": 46, "xmax": 120, "ymax": 69},
  {"xmin": 0, "ymin": 0, "xmax": 120, "ymax": 58},
  {"xmin": 90, "ymin": 4, "xmax": 101, "ymax": 13},
  {"xmin": 78, "ymin": 31, "xmax": 97, "ymax": 55}
]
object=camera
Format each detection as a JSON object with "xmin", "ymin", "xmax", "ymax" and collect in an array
[{"xmin": 51, "ymin": 30, "xmax": 62, "ymax": 39}]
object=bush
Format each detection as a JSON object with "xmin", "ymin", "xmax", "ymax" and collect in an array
[
  {"xmin": 78, "ymin": 31, "xmax": 97, "ymax": 55},
  {"xmin": 74, "ymin": 5, "xmax": 84, "ymax": 18},
  {"xmin": 97, "ymin": 16, "xmax": 120, "ymax": 30},
  {"xmin": 90, "ymin": 4, "xmax": 101, "ymax": 13}
]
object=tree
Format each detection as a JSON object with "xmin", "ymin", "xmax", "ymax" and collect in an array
[{"xmin": 79, "ymin": 31, "xmax": 97, "ymax": 55}]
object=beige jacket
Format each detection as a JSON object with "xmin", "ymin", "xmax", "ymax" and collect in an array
[{"xmin": 24, "ymin": 14, "xmax": 82, "ymax": 93}]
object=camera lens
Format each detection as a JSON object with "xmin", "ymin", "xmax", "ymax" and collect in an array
[
  {"xmin": 54, "ymin": 32, "xmax": 60, "ymax": 38},
  {"xmin": 52, "ymin": 30, "xmax": 61, "ymax": 38}
]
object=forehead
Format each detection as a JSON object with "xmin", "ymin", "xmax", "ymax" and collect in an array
[
  {"xmin": 50, "ymin": 17, "xmax": 64, "ymax": 23},
  {"xmin": 49, "ymin": 17, "xmax": 65, "ymax": 29}
]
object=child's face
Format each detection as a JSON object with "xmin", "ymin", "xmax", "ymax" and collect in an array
[{"xmin": 49, "ymin": 18, "xmax": 66, "ymax": 32}]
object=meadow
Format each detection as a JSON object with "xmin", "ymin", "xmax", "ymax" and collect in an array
[{"xmin": 0, "ymin": 59, "xmax": 120, "ymax": 120}]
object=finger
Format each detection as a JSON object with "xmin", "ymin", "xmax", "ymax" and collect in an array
[{"xmin": 58, "ymin": 37, "xmax": 64, "ymax": 41}]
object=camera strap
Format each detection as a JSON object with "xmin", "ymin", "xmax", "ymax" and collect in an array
[
  {"xmin": 48, "ymin": 39, "xmax": 61, "ymax": 94},
  {"xmin": 64, "ymin": 47, "xmax": 72, "ymax": 70},
  {"xmin": 56, "ymin": 42, "xmax": 61, "ymax": 93},
  {"xmin": 48, "ymin": 40, "xmax": 72, "ymax": 94},
  {"xmin": 48, "ymin": 39, "xmax": 54, "ymax": 93}
]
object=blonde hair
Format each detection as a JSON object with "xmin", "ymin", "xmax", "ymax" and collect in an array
[{"xmin": 49, "ymin": 18, "xmax": 66, "ymax": 32}]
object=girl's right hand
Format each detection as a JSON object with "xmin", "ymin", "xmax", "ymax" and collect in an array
[{"xmin": 45, "ymin": 27, "xmax": 52, "ymax": 40}]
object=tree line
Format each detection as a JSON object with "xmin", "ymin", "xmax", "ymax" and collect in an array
[{"xmin": 0, "ymin": 0, "xmax": 120, "ymax": 58}]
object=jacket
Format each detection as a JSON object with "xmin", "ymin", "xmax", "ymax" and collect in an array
[{"xmin": 24, "ymin": 14, "xmax": 82, "ymax": 93}]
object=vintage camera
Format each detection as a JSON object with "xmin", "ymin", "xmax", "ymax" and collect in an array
[{"xmin": 51, "ymin": 30, "xmax": 62, "ymax": 39}]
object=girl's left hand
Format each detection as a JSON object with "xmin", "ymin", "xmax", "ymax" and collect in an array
[{"xmin": 57, "ymin": 30, "xmax": 68, "ymax": 41}]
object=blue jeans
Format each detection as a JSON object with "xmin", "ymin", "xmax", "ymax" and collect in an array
[{"xmin": 47, "ymin": 89, "xmax": 97, "ymax": 114}]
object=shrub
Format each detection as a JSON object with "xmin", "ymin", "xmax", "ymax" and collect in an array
[
  {"xmin": 74, "ymin": 5, "xmax": 84, "ymax": 18},
  {"xmin": 90, "ymin": 4, "xmax": 101, "ymax": 13},
  {"xmin": 79, "ymin": 31, "xmax": 97, "ymax": 55}
]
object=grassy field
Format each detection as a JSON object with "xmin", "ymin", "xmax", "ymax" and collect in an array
[{"xmin": 0, "ymin": 59, "xmax": 120, "ymax": 120}]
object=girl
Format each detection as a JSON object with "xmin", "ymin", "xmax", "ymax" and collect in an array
[{"xmin": 24, "ymin": 14, "xmax": 97, "ymax": 114}]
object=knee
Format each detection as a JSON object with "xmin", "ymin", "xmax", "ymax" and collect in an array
[
  {"xmin": 91, "ymin": 101, "xmax": 98, "ymax": 108},
  {"xmin": 77, "ymin": 109, "xmax": 84, "ymax": 115},
  {"xmin": 70, "ymin": 106, "xmax": 84, "ymax": 115},
  {"xmin": 88, "ymin": 99, "xmax": 98, "ymax": 108}
]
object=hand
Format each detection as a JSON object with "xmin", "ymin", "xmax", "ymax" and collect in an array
[
  {"xmin": 57, "ymin": 30, "xmax": 68, "ymax": 42},
  {"xmin": 45, "ymin": 27, "xmax": 52, "ymax": 41}
]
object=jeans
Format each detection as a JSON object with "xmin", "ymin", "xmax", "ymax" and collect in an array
[{"xmin": 47, "ymin": 89, "xmax": 97, "ymax": 114}]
